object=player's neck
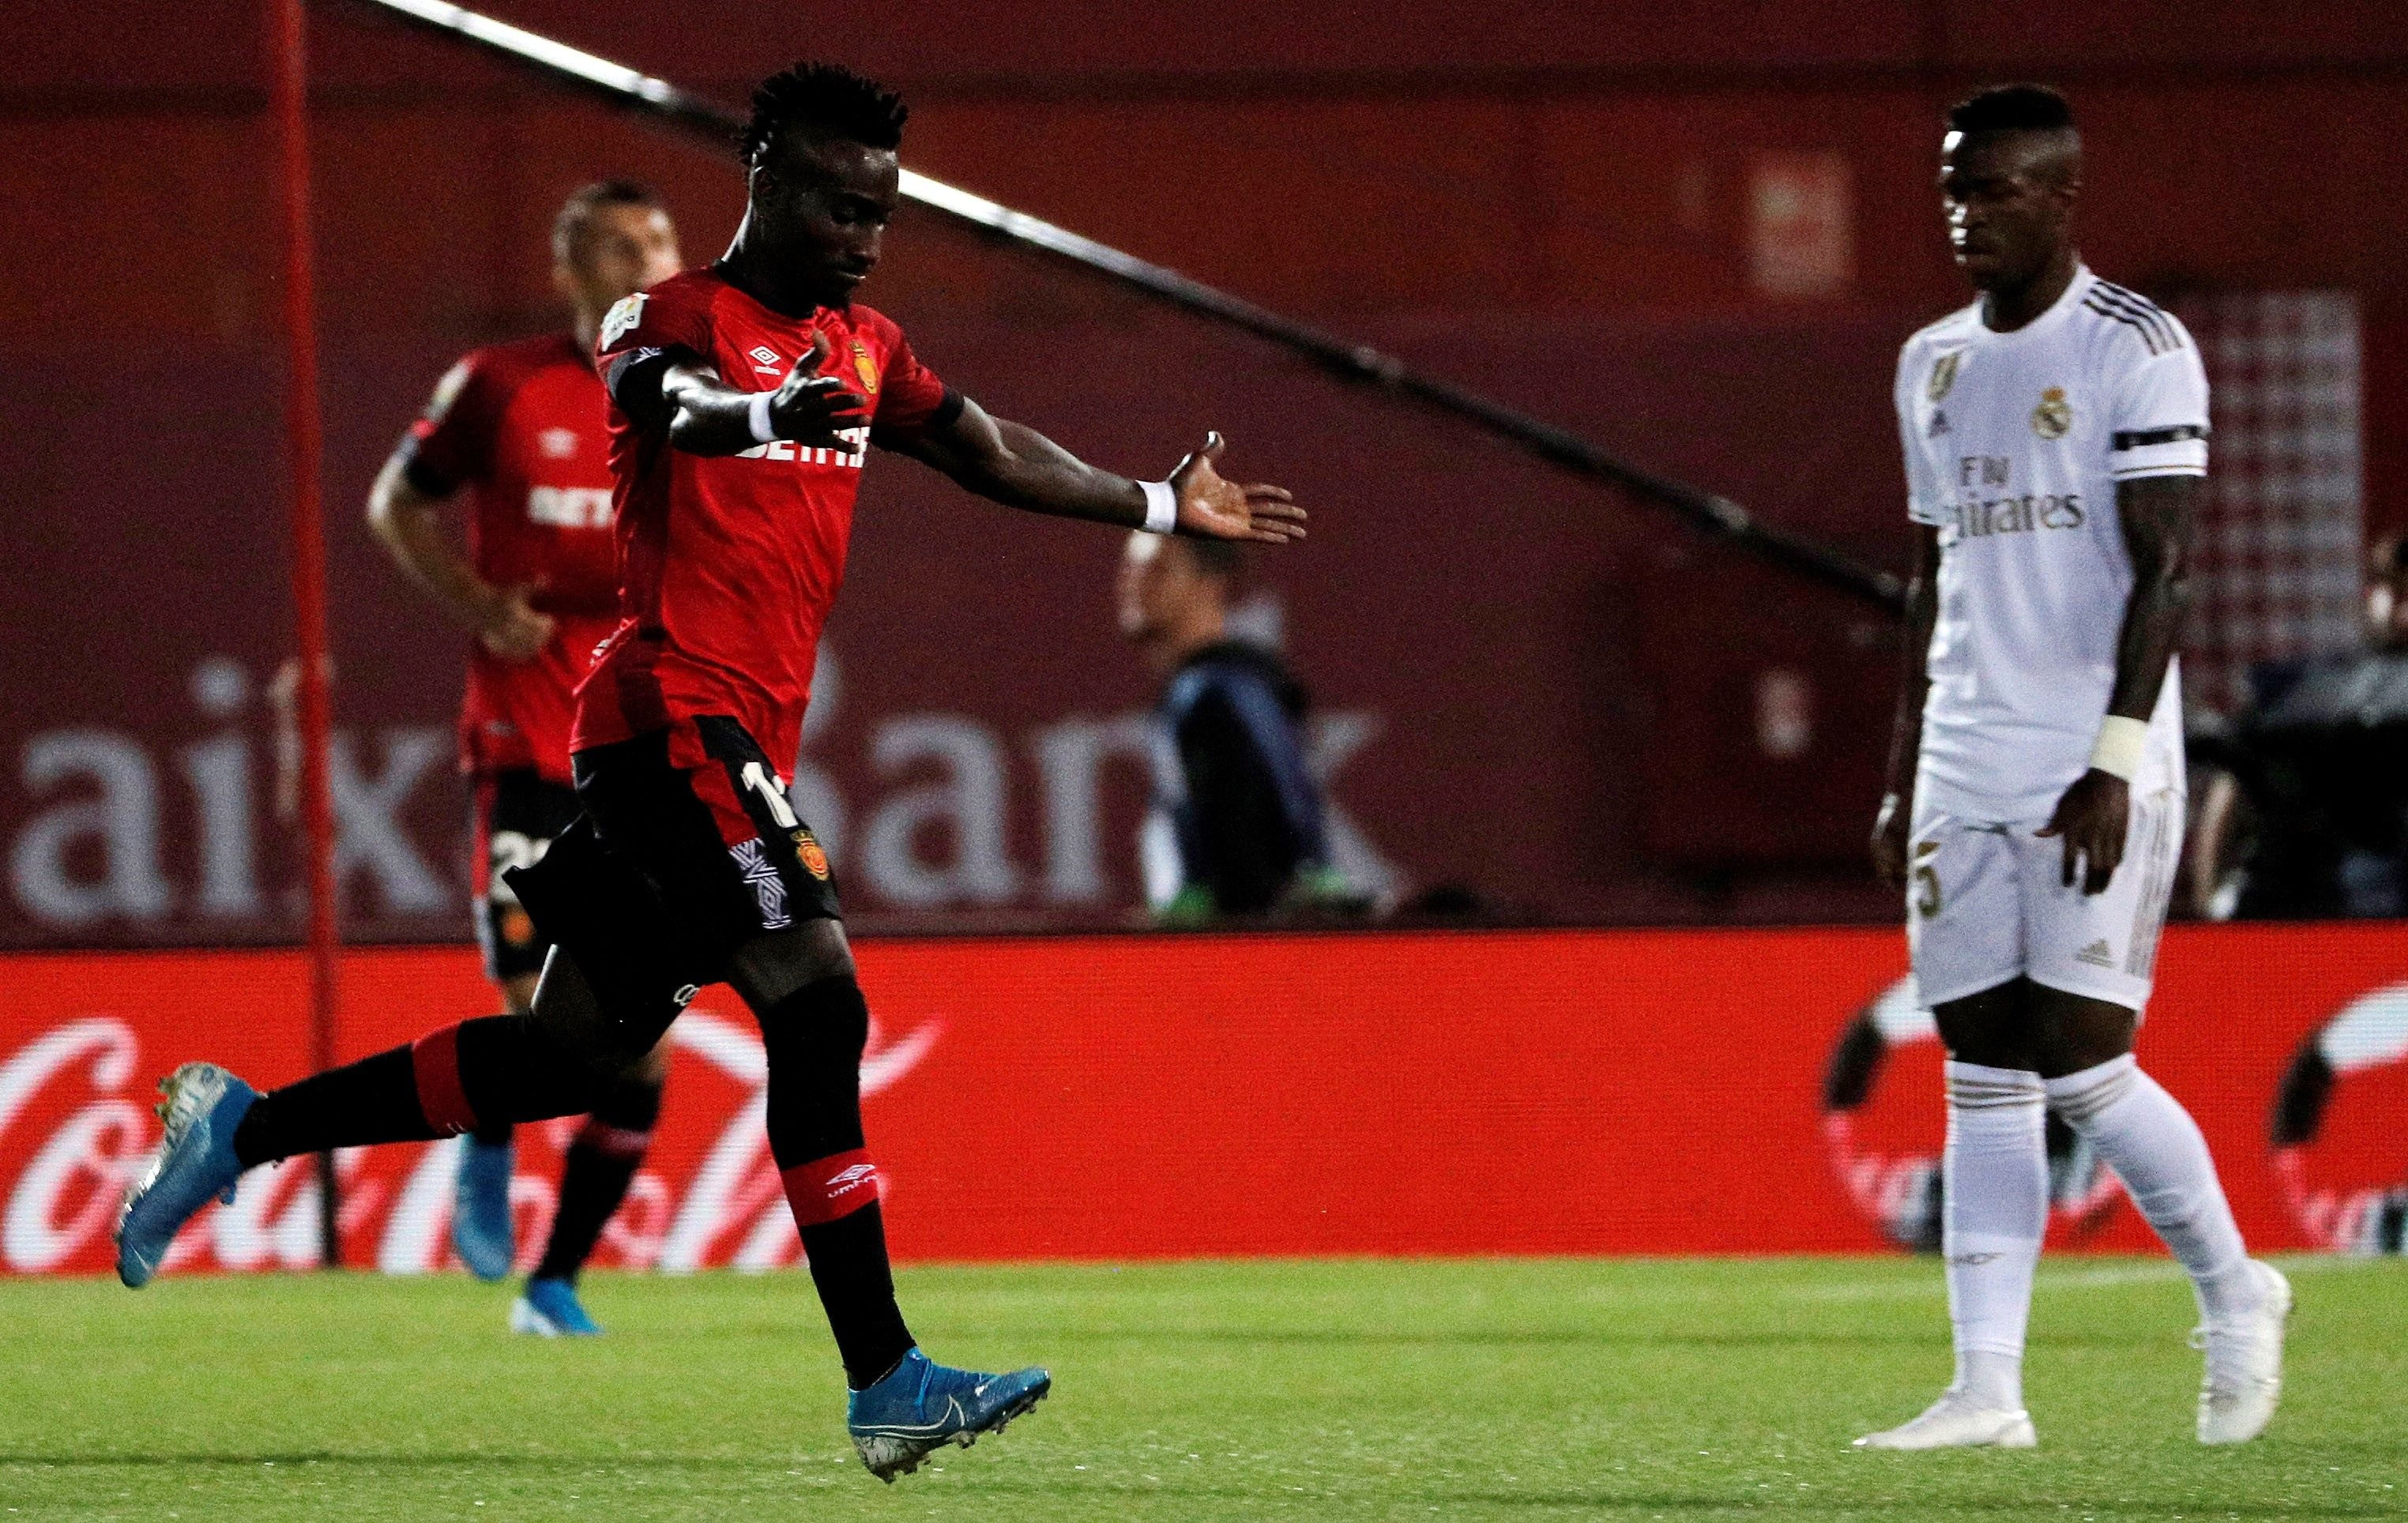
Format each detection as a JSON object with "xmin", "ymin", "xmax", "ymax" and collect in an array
[
  {"xmin": 1978, "ymin": 248, "xmax": 2080, "ymax": 333},
  {"xmin": 1143, "ymin": 611, "xmax": 1228, "ymax": 679},
  {"xmin": 717, "ymin": 226, "xmax": 833, "ymax": 320}
]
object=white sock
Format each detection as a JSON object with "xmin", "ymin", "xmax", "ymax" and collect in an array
[
  {"xmin": 1942, "ymin": 1061, "xmax": 2047, "ymax": 1411},
  {"xmin": 2045, "ymin": 1054, "xmax": 2255, "ymax": 1322}
]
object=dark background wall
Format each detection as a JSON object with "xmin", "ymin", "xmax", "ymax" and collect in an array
[{"xmin": 3, "ymin": 2, "xmax": 2402, "ymax": 943}]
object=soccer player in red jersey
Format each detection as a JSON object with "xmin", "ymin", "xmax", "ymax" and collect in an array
[
  {"xmin": 367, "ymin": 180, "xmax": 682, "ymax": 1333},
  {"xmin": 120, "ymin": 63, "xmax": 1304, "ymax": 1480}
]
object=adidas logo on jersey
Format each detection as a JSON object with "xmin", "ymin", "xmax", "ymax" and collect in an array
[{"xmin": 2074, "ymin": 938, "xmax": 2116, "ymax": 968}]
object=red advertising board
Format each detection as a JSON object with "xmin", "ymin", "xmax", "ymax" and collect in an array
[{"xmin": 2, "ymin": 924, "xmax": 2402, "ymax": 1277}]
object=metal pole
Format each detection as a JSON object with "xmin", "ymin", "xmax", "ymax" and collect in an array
[
  {"xmin": 269, "ymin": 0, "xmax": 344, "ymax": 1268},
  {"xmin": 344, "ymin": 0, "xmax": 1904, "ymax": 613}
]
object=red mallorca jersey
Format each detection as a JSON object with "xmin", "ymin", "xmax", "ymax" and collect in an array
[
  {"xmin": 578, "ymin": 268, "xmax": 956, "ymax": 773},
  {"xmin": 403, "ymin": 333, "xmax": 622, "ymax": 785}
]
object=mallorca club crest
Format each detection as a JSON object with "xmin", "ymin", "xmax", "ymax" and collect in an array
[
  {"xmin": 2031, "ymin": 385, "xmax": 2073, "ymax": 440},
  {"xmin": 849, "ymin": 338, "xmax": 879, "ymax": 396},
  {"xmin": 793, "ymin": 828, "xmax": 832, "ymax": 881},
  {"xmin": 600, "ymin": 291, "xmax": 646, "ymax": 348},
  {"xmin": 1927, "ymin": 351, "xmax": 1962, "ymax": 403}
]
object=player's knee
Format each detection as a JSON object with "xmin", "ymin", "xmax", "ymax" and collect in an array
[
  {"xmin": 589, "ymin": 1061, "xmax": 667, "ymax": 1134},
  {"xmin": 455, "ymin": 1011, "xmax": 615, "ymax": 1126},
  {"xmin": 731, "ymin": 919, "xmax": 856, "ymax": 1011}
]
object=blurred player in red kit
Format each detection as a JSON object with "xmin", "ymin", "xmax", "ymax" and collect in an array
[
  {"xmin": 121, "ymin": 63, "xmax": 1304, "ymax": 1481},
  {"xmin": 367, "ymin": 180, "xmax": 681, "ymax": 1335}
]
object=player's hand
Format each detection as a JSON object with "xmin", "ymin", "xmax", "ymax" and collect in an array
[
  {"xmin": 1169, "ymin": 432, "xmax": 1305, "ymax": 545},
  {"xmin": 478, "ymin": 583, "xmax": 555, "ymax": 663},
  {"xmin": 766, "ymin": 332, "xmax": 871, "ymax": 449},
  {"xmin": 2037, "ymin": 769, "xmax": 2129, "ymax": 895},
  {"xmin": 1870, "ymin": 792, "xmax": 1910, "ymax": 889}
]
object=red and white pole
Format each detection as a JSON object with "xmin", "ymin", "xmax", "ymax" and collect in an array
[{"xmin": 268, "ymin": 0, "xmax": 344, "ymax": 1268}]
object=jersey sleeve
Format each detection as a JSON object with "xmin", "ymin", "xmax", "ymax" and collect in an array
[
  {"xmin": 863, "ymin": 316, "xmax": 962, "ymax": 448},
  {"xmin": 2106, "ymin": 322, "xmax": 2210, "ymax": 480},
  {"xmin": 1895, "ymin": 339, "xmax": 1948, "ymax": 526},
  {"xmin": 397, "ymin": 355, "xmax": 501, "ymax": 495},
  {"xmin": 596, "ymin": 281, "xmax": 715, "ymax": 379}
]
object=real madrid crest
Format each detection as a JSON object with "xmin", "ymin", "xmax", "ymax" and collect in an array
[
  {"xmin": 850, "ymin": 338, "xmax": 879, "ymax": 396},
  {"xmin": 2030, "ymin": 385, "xmax": 2072, "ymax": 440},
  {"xmin": 1927, "ymin": 351, "xmax": 1962, "ymax": 403}
]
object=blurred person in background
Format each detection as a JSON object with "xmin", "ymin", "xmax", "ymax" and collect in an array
[
  {"xmin": 2189, "ymin": 532, "xmax": 2408, "ymax": 919},
  {"xmin": 1116, "ymin": 529, "xmax": 1351, "ymax": 923},
  {"xmin": 366, "ymin": 179, "xmax": 681, "ymax": 1336}
]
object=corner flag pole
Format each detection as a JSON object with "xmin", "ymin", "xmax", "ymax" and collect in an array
[
  {"xmin": 341, "ymin": 0, "xmax": 1903, "ymax": 612},
  {"xmin": 270, "ymin": 0, "xmax": 344, "ymax": 1268}
]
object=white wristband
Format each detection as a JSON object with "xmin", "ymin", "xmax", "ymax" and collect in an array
[
  {"xmin": 1138, "ymin": 479, "xmax": 1178, "ymax": 535},
  {"xmin": 746, "ymin": 390, "xmax": 777, "ymax": 445},
  {"xmin": 2088, "ymin": 716, "xmax": 2149, "ymax": 780}
]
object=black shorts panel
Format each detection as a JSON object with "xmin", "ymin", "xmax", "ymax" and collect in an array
[
  {"xmin": 506, "ymin": 720, "xmax": 838, "ymax": 1029},
  {"xmin": 474, "ymin": 770, "xmax": 583, "ymax": 984}
]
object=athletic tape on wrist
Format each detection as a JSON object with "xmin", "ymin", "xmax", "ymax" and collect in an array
[
  {"xmin": 2088, "ymin": 715, "xmax": 2149, "ymax": 780},
  {"xmin": 746, "ymin": 390, "xmax": 777, "ymax": 445},
  {"xmin": 1139, "ymin": 479, "xmax": 1178, "ymax": 535}
]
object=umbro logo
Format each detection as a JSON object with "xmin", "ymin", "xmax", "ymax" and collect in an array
[
  {"xmin": 828, "ymin": 1163, "xmax": 878, "ymax": 1194},
  {"xmin": 2074, "ymin": 938, "xmax": 2116, "ymax": 968},
  {"xmin": 748, "ymin": 344, "xmax": 784, "ymax": 374}
]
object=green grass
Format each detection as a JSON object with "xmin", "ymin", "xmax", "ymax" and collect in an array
[{"xmin": 0, "ymin": 1256, "xmax": 2401, "ymax": 1520}]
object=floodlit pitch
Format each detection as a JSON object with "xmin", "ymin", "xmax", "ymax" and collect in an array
[{"xmin": 2, "ymin": 1255, "xmax": 2400, "ymax": 1519}]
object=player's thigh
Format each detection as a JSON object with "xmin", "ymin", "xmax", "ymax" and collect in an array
[
  {"xmin": 1929, "ymin": 978, "xmax": 2040, "ymax": 1071},
  {"xmin": 1906, "ymin": 805, "xmax": 2025, "ymax": 1010},
  {"xmin": 2019, "ymin": 786, "xmax": 2184, "ymax": 1019},
  {"xmin": 474, "ymin": 771, "xmax": 581, "ymax": 995},
  {"xmin": 574, "ymin": 716, "xmax": 846, "ymax": 994}
]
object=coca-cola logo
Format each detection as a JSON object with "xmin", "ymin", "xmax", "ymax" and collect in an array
[{"xmin": 0, "ymin": 1002, "xmax": 941, "ymax": 1277}]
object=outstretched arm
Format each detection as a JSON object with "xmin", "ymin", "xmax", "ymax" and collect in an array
[
  {"xmin": 1872, "ymin": 525, "xmax": 1940, "ymax": 890},
  {"xmin": 888, "ymin": 398, "xmax": 1305, "ymax": 544},
  {"xmin": 607, "ymin": 333, "xmax": 874, "ymax": 460},
  {"xmin": 2037, "ymin": 473, "xmax": 2198, "ymax": 893}
]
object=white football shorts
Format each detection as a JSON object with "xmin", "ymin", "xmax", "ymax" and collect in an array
[{"xmin": 1906, "ymin": 786, "xmax": 2184, "ymax": 1013}]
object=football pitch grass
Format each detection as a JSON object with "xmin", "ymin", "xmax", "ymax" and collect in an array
[{"xmin": 2, "ymin": 1256, "xmax": 2401, "ymax": 1520}]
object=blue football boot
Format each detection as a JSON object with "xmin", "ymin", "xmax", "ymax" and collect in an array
[
  {"xmin": 845, "ymin": 1347, "xmax": 1052, "ymax": 1481},
  {"xmin": 450, "ymin": 1134, "xmax": 516, "ymax": 1282},
  {"xmin": 115, "ymin": 1062, "xmax": 257, "ymax": 1288},
  {"xmin": 510, "ymin": 1276, "xmax": 603, "ymax": 1337}
]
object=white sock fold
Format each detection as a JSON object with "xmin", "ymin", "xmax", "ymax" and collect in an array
[
  {"xmin": 2045, "ymin": 1054, "xmax": 2255, "ymax": 1322},
  {"xmin": 1943, "ymin": 1060, "xmax": 2047, "ymax": 1410}
]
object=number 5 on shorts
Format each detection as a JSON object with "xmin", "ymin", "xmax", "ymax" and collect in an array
[{"xmin": 1911, "ymin": 840, "xmax": 1942, "ymax": 919}]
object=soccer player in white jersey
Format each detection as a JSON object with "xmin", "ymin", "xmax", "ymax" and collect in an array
[{"xmin": 1858, "ymin": 85, "xmax": 2289, "ymax": 1452}]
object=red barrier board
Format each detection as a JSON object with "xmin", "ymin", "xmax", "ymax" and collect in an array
[{"xmin": 2, "ymin": 926, "xmax": 2402, "ymax": 1276}]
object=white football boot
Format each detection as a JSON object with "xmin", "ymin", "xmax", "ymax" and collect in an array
[
  {"xmin": 1854, "ymin": 1390, "xmax": 2037, "ymax": 1450},
  {"xmin": 2195, "ymin": 1260, "xmax": 2291, "ymax": 1446}
]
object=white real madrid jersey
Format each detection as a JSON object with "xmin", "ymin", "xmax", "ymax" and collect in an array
[{"xmin": 1894, "ymin": 265, "xmax": 2208, "ymax": 821}]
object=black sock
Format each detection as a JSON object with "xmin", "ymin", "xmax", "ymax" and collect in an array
[
  {"xmin": 231, "ymin": 1013, "xmax": 604, "ymax": 1169},
  {"xmin": 532, "ymin": 1070, "xmax": 664, "ymax": 1284},
  {"xmin": 471, "ymin": 1120, "xmax": 515, "ymax": 1147},
  {"xmin": 232, "ymin": 1047, "xmax": 429, "ymax": 1168},
  {"xmin": 761, "ymin": 976, "xmax": 914, "ymax": 1387},
  {"xmin": 802, "ymin": 1203, "xmax": 912, "ymax": 1388}
]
